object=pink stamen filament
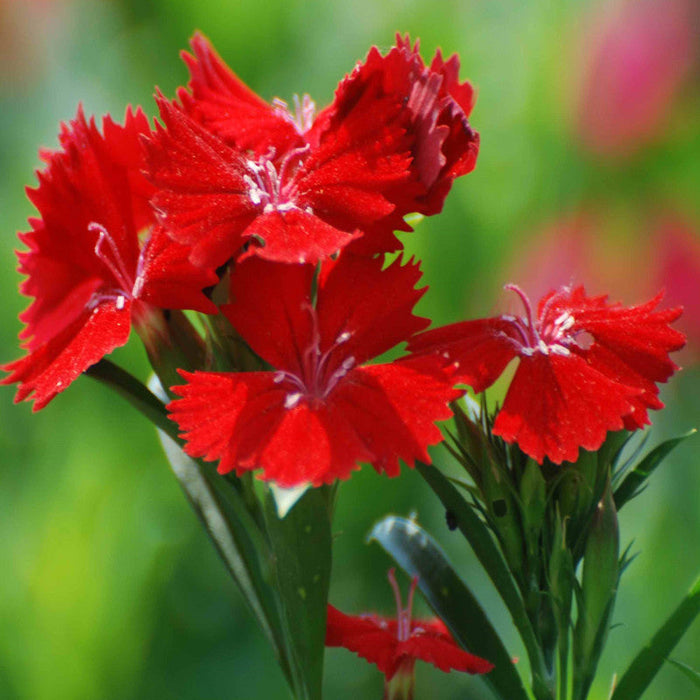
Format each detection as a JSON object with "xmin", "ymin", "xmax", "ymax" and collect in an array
[
  {"xmin": 387, "ymin": 568, "xmax": 419, "ymax": 643},
  {"xmin": 276, "ymin": 304, "xmax": 355, "ymax": 406},
  {"xmin": 245, "ymin": 145, "xmax": 310, "ymax": 214}
]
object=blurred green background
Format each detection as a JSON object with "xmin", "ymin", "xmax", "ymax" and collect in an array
[{"xmin": 1, "ymin": 0, "xmax": 698, "ymax": 698}]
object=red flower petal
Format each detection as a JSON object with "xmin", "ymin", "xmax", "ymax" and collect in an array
[
  {"xmin": 317, "ymin": 253, "xmax": 430, "ymax": 368},
  {"xmin": 179, "ymin": 32, "xmax": 304, "ymax": 155},
  {"xmin": 494, "ymin": 352, "xmax": 640, "ymax": 464},
  {"xmin": 408, "ymin": 318, "xmax": 519, "ymax": 392},
  {"xmin": 2, "ymin": 302, "xmax": 132, "ymax": 410},
  {"xmin": 331, "ymin": 360, "xmax": 458, "ymax": 477},
  {"xmin": 168, "ymin": 370, "xmax": 373, "ymax": 486},
  {"xmin": 18, "ymin": 106, "xmax": 150, "ymax": 347},
  {"xmin": 326, "ymin": 605, "xmax": 493, "ymax": 679},
  {"xmin": 135, "ymin": 226, "xmax": 218, "ymax": 314},
  {"xmin": 326, "ymin": 606, "xmax": 399, "ymax": 676},
  {"xmin": 222, "ymin": 258, "xmax": 316, "ymax": 372},
  {"xmin": 400, "ymin": 627, "xmax": 494, "ymax": 675},
  {"xmin": 145, "ymin": 96, "xmax": 257, "ymax": 269}
]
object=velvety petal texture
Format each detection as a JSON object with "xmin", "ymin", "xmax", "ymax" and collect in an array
[
  {"xmin": 326, "ymin": 605, "xmax": 493, "ymax": 680},
  {"xmin": 168, "ymin": 253, "xmax": 458, "ymax": 486},
  {"xmin": 3, "ymin": 107, "xmax": 217, "ymax": 409},
  {"xmin": 409, "ymin": 285, "xmax": 685, "ymax": 464},
  {"xmin": 145, "ymin": 33, "xmax": 479, "ymax": 269}
]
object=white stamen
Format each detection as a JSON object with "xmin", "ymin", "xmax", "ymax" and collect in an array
[
  {"xmin": 284, "ymin": 392, "xmax": 302, "ymax": 409},
  {"xmin": 336, "ymin": 331, "xmax": 352, "ymax": 344},
  {"xmin": 549, "ymin": 344, "xmax": 571, "ymax": 356},
  {"xmin": 116, "ymin": 295, "xmax": 126, "ymax": 310},
  {"xmin": 538, "ymin": 339, "xmax": 550, "ymax": 355}
]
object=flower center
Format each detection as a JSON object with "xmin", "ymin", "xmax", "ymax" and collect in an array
[
  {"xmin": 89, "ymin": 222, "xmax": 150, "ymax": 311},
  {"xmin": 502, "ymin": 284, "xmax": 587, "ymax": 357},
  {"xmin": 274, "ymin": 305, "xmax": 355, "ymax": 409},
  {"xmin": 244, "ymin": 145, "xmax": 311, "ymax": 215}
]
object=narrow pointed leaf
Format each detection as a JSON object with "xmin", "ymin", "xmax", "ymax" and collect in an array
[
  {"xmin": 612, "ymin": 576, "xmax": 700, "ymax": 700},
  {"xmin": 416, "ymin": 461, "xmax": 548, "ymax": 688},
  {"xmin": 614, "ymin": 430, "xmax": 695, "ymax": 511},
  {"xmin": 158, "ymin": 431, "xmax": 289, "ymax": 675},
  {"xmin": 265, "ymin": 486, "xmax": 332, "ymax": 700},
  {"xmin": 666, "ymin": 658, "xmax": 700, "ymax": 689},
  {"xmin": 369, "ymin": 515, "xmax": 529, "ymax": 700}
]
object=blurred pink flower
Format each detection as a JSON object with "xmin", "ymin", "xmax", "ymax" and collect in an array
[
  {"xmin": 575, "ymin": 0, "xmax": 699, "ymax": 159},
  {"xmin": 652, "ymin": 216, "xmax": 700, "ymax": 356}
]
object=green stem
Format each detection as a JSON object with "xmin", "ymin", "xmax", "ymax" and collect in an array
[{"xmin": 85, "ymin": 359, "xmax": 179, "ymax": 442}]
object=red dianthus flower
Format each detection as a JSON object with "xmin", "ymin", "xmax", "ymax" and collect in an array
[
  {"xmin": 2, "ymin": 107, "xmax": 217, "ymax": 410},
  {"xmin": 326, "ymin": 569, "xmax": 493, "ymax": 700},
  {"xmin": 408, "ymin": 284, "xmax": 685, "ymax": 464},
  {"xmin": 145, "ymin": 33, "xmax": 479, "ymax": 270},
  {"xmin": 168, "ymin": 253, "xmax": 458, "ymax": 486}
]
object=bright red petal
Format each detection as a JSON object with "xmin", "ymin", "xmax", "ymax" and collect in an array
[
  {"xmin": 145, "ymin": 96, "xmax": 257, "ymax": 269},
  {"xmin": 494, "ymin": 352, "xmax": 640, "ymax": 464},
  {"xmin": 331, "ymin": 360, "xmax": 458, "ymax": 477},
  {"xmin": 17, "ymin": 106, "xmax": 151, "ymax": 349},
  {"xmin": 240, "ymin": 209, "xmax": 361, "ymax": 264},
  {"xmin": 222, "ymin": 258, "xmax": 315, "ymax": 372},
  {"xmin": 325, "ymin": 606, "xmax": 399, "ymax": 676},
  {"xmin": 408, "ymin": 318, "xmax": 519, "ymax": 392},
  {"xmin": 317, "ymin": 253, "xmax": 429, "ymax": 368},
  {"xmin": 179, "ymin": 32, "xmax": 304, "ymax": 155},
  {"xmin": 168, "ymin": 370, "xmax": 373, "ymax": 486},
  {"xmin": 135, "ymin": 226, "xmax": 218, "ymax": 314},
  {"xmin": 400, "ymin": 624, "xmax": 493, "ymax": 675},
  {"xmin": 2, "ymin": 301, "xmax": 132, "ymax": 410}
]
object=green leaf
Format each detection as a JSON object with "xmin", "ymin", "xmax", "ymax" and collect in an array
[
  {"xmin": 265, "ymin": 486, "xmax": 332, "ymax": 700},
  {"xmin": 614, "ymin": 430, "xmax": 695, "ymax": 511},
  {"xmin": 666, "ymin": 658, "xmax": 700, "ymax": 689},
  {"xmin": 416, "ymin": 461, "xmax": 550, "ymax": 695},
  {"xmin": 369, "ymin": 515, "xmax": 530, "ymax": 700},
  {"xmin": 611, "ymin": 576, "xmax": 700, "ymax": 700},
  {"xmin": 158, "ymin": 431, "xmax": 289, "ymax": 677}
]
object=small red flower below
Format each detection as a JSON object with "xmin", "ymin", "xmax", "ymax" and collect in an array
[{"xmin": 326, "ymin": 569, "xmax": 493, "ymax": 694}]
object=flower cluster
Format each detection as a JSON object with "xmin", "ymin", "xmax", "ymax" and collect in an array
[
  {"xmin": 3, "ymin": 32, "xmax": 685, "ymax": 485},
  {"xmin": 3, "ymin": 34, "xmax": 478, "ymax": 484}
]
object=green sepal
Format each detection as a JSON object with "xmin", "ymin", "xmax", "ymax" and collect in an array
[
  {"xmin": 611, "ymin": 576, "xmax": 700, "ymax": 700},
  {"xmin": 369, "ymin": 515, "xmax": 530, "ymax": 700},
  {"xmin": 613, "ymin": 430, "xmax": 696, "ymax": 511},
  {"xmin": 573, "ymin": 478, "xmax": 619, "ymax": 700},
  {"xmin": 416, "ymin": 462, "xmax": 551, "ymax": 698},
  {"xmin": 264, "ymin": 486, "xmax": 332, "ymax": 700}
]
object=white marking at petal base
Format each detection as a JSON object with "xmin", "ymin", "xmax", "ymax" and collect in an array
[
  {"xmin": 116, "ymin": 295, "xmax": 126, "ymax": 310},
  {"xmin": 284, "ymin": 392, "xmax": 302, "ymax": 409},
  {"xmin": 550, "ymin": 344, "xmax": 571, "ymax": 356}
]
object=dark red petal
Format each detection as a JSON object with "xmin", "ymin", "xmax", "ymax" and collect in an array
[
  {"xmin": 396, "ymin": 621, "xmax": 493, "ymax": 674},
  {"xmin": 317, "ymin": 253, "xmax": 429, "ymax": 368},
  {"xmin": 2, "ymin": 301, "xmax": 132, "ymax": 411},
  {"xmin": 408, "ymin": 318, "xmax": 520, "ymax": 392},
  {"xmin": 222, "ymin": 258, "xmax": 315, "ymax": 373},
  {"xmin": 179, "ymin": 32, "xmax": 304, "ymax": 155},
  {"xmin": 168, "ymin": 370, "xmax": 372, "ymax": 486},
  {"xmin": 325, "ymin": 605, "xmax": 399, "ymax": 676},
  {"xmin": 134, "ymin": 226, "xmax": 218, "ymax": 313},
  {"xmin": 494, "ymin": 353, "xmax": 640, "ymax": 464},
  {"xmin": 331, "ymin": 360, "xmax": 458, "ymax": 477},
  {"xmin": 240, "ymin": 209, "xmax": 361, "ymax": 264},
  {"xmin": 144, "ymin": 96, "xmax": 256, "ymax": 269}
]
